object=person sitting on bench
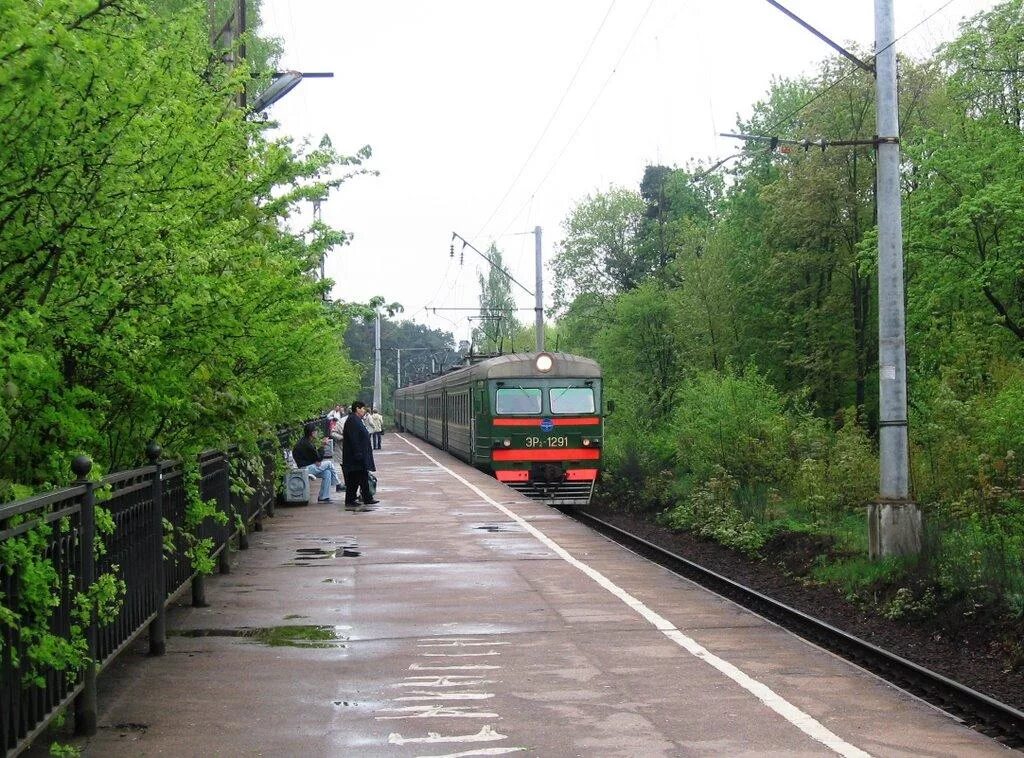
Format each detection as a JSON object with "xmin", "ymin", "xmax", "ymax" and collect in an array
[{"xmin": 292, "ymin": 422, "xmax": 342, "ymax": 503}]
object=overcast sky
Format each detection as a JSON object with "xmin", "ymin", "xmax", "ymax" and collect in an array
[{"xmin": 258, "ymin": 0, "xmax": 997, "ymax": 345}]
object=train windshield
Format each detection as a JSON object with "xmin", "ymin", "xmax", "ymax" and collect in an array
[
  {"xmin": 549, "ymin": 387, "xmax": 595, "ymax": 414},
  {"xmin": 495, "ymin": 387, "xmax": 542, "ymax": 414}
]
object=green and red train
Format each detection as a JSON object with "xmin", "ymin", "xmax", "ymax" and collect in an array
[{"xmin": 393, "ymin": 351, "xmax": 604, "ymax": 505}]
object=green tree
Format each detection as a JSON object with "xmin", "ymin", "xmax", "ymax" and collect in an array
[
  {"xmin": 906, "ymin": 2, "xmax": 1024, "ymax": 363},
  {"xmin": 475, "ymin": 245, "xmax": 518, "ymax": 354},
  {"xmin": 0, "ymin": 0, "xmax": 366, "ymax": 494},
  {"xmin": 550, "ymin": 187, "xmax": 648, "ymax": 312}
]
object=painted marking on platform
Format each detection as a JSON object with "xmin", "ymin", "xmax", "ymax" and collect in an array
[
  {"xmin": 409, "ymin": 663, "xmax": 501, "ymax": 671},
  {"xmin": 419, "ymin": 749, "xmax": 526, "ymax": 757},
  {"xmin": 388, "ymin": 726, "xmax": 508, "ymax": 745},
  {"xmin": 396, "ymin": 677, "xmax": 494, "ymax": 688},
  {"xmin": 376, "ymin": 706, "xmax": 500, "ymax": 719},
  {"xmin": 398, "ymin": 434, "xmax": 873, "ymax": 758},
  {"xmin": 378, "ymin": 634, "xmax": 511, "ymax": 749},
  {"xmin": 393, "ymin": 692, "xmax": 495, "ymax": 701}
]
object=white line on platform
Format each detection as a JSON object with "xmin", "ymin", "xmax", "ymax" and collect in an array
[
  {"xmin": 397, "ymin": 434, "xmax": 873, "ymax": 758},
  {"xmin": 419, "ymin": 749, "xmax": 526, "ymax": 757},
  {"xmin": 397, "ymin": 677, "xmax": 494, "ymax": 687},
  {"xmin": 393, "ymin": 693, "xmax": 495, "ymax": 701},
  {"xmin": 388, "ymin": 725, "xmax": 508, "ymax": 745},
  {"xmin": 376, "ymin": 705, "xmax": 499, "ymax": 719}
]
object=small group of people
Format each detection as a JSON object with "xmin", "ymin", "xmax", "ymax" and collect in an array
[
  {"xmin": 293, "ymin": 401, "xmax": 382, "ymax": 509},
  {"xmin": 326, "ymin": 404, "xmax": 384, "ymax": 450}
]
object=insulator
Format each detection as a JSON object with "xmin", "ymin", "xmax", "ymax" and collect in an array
[{"xmin": 450, "ymin": 244, "xmax": 454, "ymax": 258}]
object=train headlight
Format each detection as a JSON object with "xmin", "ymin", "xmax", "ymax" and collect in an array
[
  {"xmin": 502, "ymin": 438, "xmax": 512, "ymax": 447},
  {"xmin": 535, "ymin": 352, "xmax": 554, "ymax": 373},
  {"xmin": 582, "ymin": 438, "xmax": 591, "ymax": 447}
]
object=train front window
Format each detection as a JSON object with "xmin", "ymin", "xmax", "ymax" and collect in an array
[
  {"xmin": 549, "ymin": 386, "xmax": 595, "ymax": 414},
  {"xmin": 495, "ymin": 387, "xmax": 542, "ymax": 415}
]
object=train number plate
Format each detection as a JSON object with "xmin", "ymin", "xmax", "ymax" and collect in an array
[{"xmin": 524, "ymin": 436, "xmax": 568, "ymax": 448}]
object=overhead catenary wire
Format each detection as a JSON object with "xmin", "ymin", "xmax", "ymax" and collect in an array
[
  {"xmin": 493, "ymin": 0, "xmax": 659, "ymax": 241},
  {"xmin": 762, "ymin": 0, "xmax": 874, "ymax": 74},
  {"xmin": 473, "ymin": 0, "xmax": 618, "ymax": 241},
  {"xmin": 452, "ymin": 231, "xmax": 535, "ymax": 297},
  {"xmin": 756, "ymin": 0, "xmax": 959, "ymax": 139}
]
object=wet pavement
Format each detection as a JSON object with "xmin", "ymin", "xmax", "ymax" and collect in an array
[{"xmin": 71, "ymin": 436, "xmax": 1007, "ymax": 757}]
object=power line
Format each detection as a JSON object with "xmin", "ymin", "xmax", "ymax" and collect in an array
[
  {"xmin": 758, "ymin": 0, "xmax": 959, "ymax": 138},
  {"xmin": 452, "ymin": 231, "xmax": 534, "ymax": 296},
  {"xmin": 494, "ymin": 0, "xmax": 659, "ymax": 241},
  {"xmin": 473, "ymin": 0, "xmax": 618, "ymax": 240},
  {"xmin": 763, "ymin": 0, "xmax": 874, "ymax": 74}
]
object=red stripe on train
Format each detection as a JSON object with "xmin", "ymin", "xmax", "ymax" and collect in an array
[
  {"xmin": 492, "ymin": 449, "xmax": 601, "ymax": 462},
  {"xmin": 492, "ymin": 417, "xmax": 601, "ymax": 427},
  {"xmin": 495, "ymin": 470, "xmax": 530, "ymax": 482},
  {"xmin": 565, "ymin": 468, "xmax": 598, "ymax": 481}
]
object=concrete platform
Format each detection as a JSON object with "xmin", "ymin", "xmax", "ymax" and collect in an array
[{"xmin": 76, "ymin": 435, "xmax": 1008, "ymax": 757}]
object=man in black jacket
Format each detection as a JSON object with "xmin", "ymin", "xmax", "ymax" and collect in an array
[
  {"xmin": 342, "ymin": 401, "xmax": 378, "ymax": 507},
  {"xmin": 292, "ymin": 423, "xmax": 342, "ymax": 503}
]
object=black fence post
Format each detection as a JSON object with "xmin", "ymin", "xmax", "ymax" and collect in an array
[
  {"xmin": 252, "ymin": 451, "xmax": 265, "ymax": 532},
  {"xmin": 146, "ymin": 442, "xmax": 166, "ymax": 656},
  {"xmin": 235, "ymin": 452, "xmax": 249, "ymax": 550},
  {"xmin": 191, "ymin": 573, "xmax": 208, "ymax": 607},
  {"xmin": 265, "ymin": 450, "xmax": 276, "ymax": 519},
  {"xmin": 192, "ymin": 453, "xmax": 211, "ymax": 607},
  {"xmin": 218, "ymin": 453, "xmax": 231, "ymax": 575},
  {"xmin": 72, "ymin": 455, "xmax": 97, "ymax": 737}
]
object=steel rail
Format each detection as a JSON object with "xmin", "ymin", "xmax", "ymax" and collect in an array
[{"xmin": 569, "ymin": 507, "xmax": 1024, "ymax": 748}]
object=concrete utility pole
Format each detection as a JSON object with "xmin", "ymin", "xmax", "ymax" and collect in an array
[
  {"xmin": 312, "ymin": 197, "xmax": 327, "ymax": 283},
  {"xmin": 534, "ymin": 226, "xmax": 544, "ymax": 352},
  {"xmin": 396, "ymin": 348, "xmax": 401, "ymax": 390},
  {"xmin": 373, "ymin": 312, "xmax": 382, "ymax": 411},
  {"xmin": 869, "ymin": 0, "xmax": 920, "ymax": 558}
]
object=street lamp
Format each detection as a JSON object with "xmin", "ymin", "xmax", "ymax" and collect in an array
[{"xmin": 251, "ymin": 71, "xmax": 335, "ymax": 114}]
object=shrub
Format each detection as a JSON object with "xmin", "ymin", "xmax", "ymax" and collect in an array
[
  {"xmin": 672, "ymin": 365, "xmax": 792, "ymax": 488},
  {"xmin": 662, "ymin": 468, "xmax": 768, "ymax": 554},
  {"xmin": 793, "ymin": 410, "xmax": 877, "ymax": 519}
]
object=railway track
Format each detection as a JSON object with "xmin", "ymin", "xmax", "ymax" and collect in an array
[{"xmin": 569, "ymin": 506, "xmax": 1024, "ymax": 749}]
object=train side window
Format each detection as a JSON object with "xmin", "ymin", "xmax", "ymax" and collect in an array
[{"xmin": 495, "ymin": 387, "xmax": 542, "ymax": 415}]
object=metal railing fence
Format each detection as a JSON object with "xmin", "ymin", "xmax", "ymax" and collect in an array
[{"xmin": 0, "ymin": 435, "xmax": 289, "ymax": 757}]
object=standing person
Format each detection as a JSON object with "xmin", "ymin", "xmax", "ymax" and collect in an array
[
  {"xmin": 342, "ymin": 401, "xmax": 379, "ymax": 508},
  {"xmin": 292, "ymin": 423, "xmax": 342, "ymax": 503},
  {"xmin": 327, "ymin": 404, "xmax": 343, "ymax": 422},
  {"xmin": 368, "ymin": 407, "xmax": 384, "ymax": 450}
]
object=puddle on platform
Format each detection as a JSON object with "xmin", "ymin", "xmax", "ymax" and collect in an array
[
  {"xmin": 286, "ymin": 538, "xmax": 360, "ymax": 565},
  {"xmin": 297, "ymin": 547, "xmax": 338, "ymax": 559},
  {"xmin": 170, "ymin": 625, "xmax": 348, "ymax": 648},
  {"xmin": 473, "ymin": 522, "xmax": 522, "ymax": 533}
]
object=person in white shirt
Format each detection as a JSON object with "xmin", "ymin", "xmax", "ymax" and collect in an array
[{"xmin": 366, "ymin": 408, "xmax": 384, "ymax": 450}]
